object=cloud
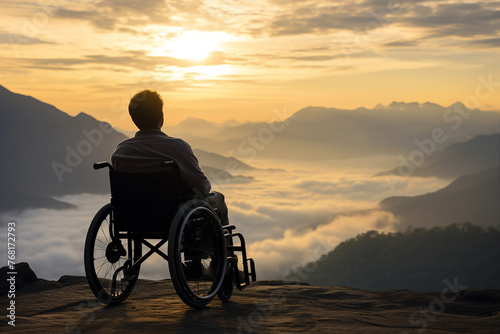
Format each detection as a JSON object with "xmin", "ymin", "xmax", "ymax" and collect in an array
[
  {"xmin": 8, "ymin": 0, "xmax": 500, "ymax": 51},
  {"xmin": 56, "ymin": 8, "xmax": 116, "ymax": 30},
  {"xmin": 405, "ymin": 2, "xmax": 500, "ymax": 39},
  {"xmin": 229, "ymin": 202, "xmax": 338, "ymax": 241},
  {"xmin": 268, "ymin": 5, "xmax": 375, "ymax": 36},
  {"xmin": 13, "ymin": 50, "xmax": 237, "ymax": 71},
  {"xmin": 0, "ymin": 194, "xmax": 109, "ymax": 280},
  {"xmin": 295, "ymin": 178, "xmax": 401, "ymax": 199},
  {"xmin": 469, "ymin": 38, "xmax": 500, "ymax": 48},
  {"xmin": 284, "ymin": 54, "xmax": 342, "ymax": 62},
  {"xmin": 0, "ymin": 33, "xmax": 53, "ymax": 45},
  {"xmin": 262, "ymin": 0, "xmax": 500, "ymax": 47},
  {"xmin": 53, "ymin": 0, "xmax": 219, "ymax": 33},
  {"xmin": 382, "ymin": 39, "xmax": 420, "ymax": 47},
  {"xmin": 54, "ymin": 0, "xmax": 177, "ymax": 31},
  {"xmin": 248, "ymin": 210, "xmax": 399, "ymax": 280},
  {"xmin": 0, "ymin": 164, "xmax": 449, "ymax": 281}
]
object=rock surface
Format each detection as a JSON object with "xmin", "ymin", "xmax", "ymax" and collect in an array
[
  {"xmin": 0, "ymin": 262, "xmax": 37, "ymax": 294},
  {"xmin": 1, "ymin": 273, "xmax": 499, "ymax": 333}
]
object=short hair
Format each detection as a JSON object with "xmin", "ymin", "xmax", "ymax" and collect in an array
[{"xmin": 128, "ymin": 90, "xmax": 163, "ymax": 130}]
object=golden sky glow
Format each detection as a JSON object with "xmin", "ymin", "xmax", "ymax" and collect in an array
[{"xmin": 1, "ymin": 0, "xmax": 499, "ymax": 129}]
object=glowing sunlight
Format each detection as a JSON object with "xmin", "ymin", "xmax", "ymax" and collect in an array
[{"xmin": 168, "ymin": 30, "xmax": 227, "ymax": 61}]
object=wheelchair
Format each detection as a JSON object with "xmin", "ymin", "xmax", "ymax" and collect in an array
[{"xmin": 84, "ymin": 161, "xmax": 256, "ymax": 308}]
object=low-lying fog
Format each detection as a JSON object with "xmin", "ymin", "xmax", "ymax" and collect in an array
[{"xmin": 0, "ymin": 157, "xmax": 449, "ymax": 281}]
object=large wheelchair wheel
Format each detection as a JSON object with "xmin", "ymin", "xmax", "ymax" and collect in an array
[
  {"xmin": 168, "ymin": 200, "xmax": 227, "ymax": 308},
  {"xmin": 84, "ymin": 203, "xmax": 142, "ymax": 305}
]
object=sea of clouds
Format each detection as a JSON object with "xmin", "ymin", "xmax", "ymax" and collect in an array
[{"xmin": 0, "ymin": 158, "xmax": 449, "ymax": 281}]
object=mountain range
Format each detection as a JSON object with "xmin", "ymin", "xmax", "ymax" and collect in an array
[
  {"xmin": 0, "ymin": 85, "xmax": 126, "ymax": 212},
  {"xmin": 0, "ymin": 85, "xmax": 253, "ymax": 213},
  {"xmin": 375, "ymin": 131, "xmax": 499, "ymax": 228},
  {"xmin": 379, "ymin": 133, "xmax": 500, "ymax": 179},
  {"xmin": 1, "ymin": 83, "xmax": 499, "ymax": 223},
  {"xmin": 380, "ymin": 166, "xmax": 500, "ymax": 228},
  {"xmin": 167, "ymin": 102, "xmax": 500, "ymax": 160}
]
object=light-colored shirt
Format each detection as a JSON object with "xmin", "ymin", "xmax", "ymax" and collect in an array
[{"xmin": 111, "ymin": 129, "xmax": 211, "ymax": 195}]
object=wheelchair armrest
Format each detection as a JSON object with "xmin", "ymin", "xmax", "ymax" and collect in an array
[
  {"xmin": 93, "ymin": 162, "xmax": 113, "ymax": 171},
  {"xmin": 222, "ymin": 224, "xmax": 236, "ymax": 233}
]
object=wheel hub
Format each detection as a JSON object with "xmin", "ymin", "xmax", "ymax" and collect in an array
[{"xmin": 105, "ymin": 242, "xmax": 121, "ymax": 263}]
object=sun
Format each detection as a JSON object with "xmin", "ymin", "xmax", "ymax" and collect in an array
[{"xmin": 169, "ymin": 31, "xmax": 221, "ymax": 61}]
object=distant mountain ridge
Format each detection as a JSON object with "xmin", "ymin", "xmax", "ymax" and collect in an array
[
  {"xmin": 0, "ymin": 85, "xmax": 255, "ymax": 213},
  {"xmin": 379, "ymin": 166, "xmax": 500, "ymax": 228},
  {"xmin": 168, "ymin": 102, "xmax": 500, "ymax": 160},
  {"xmin": 2, "ymin": 84, "xmax": 500, "ymax": 213},
  {"xmin": 0, "ymin": 85, "xmax": 128, "ymax": 212},
  {"xmin": 194, "ymin": 149, "xmax": 255, "ymax": 172},
  {"xmin": 378, "ymin": 133, "xmax": 500, "ymax": 179}
]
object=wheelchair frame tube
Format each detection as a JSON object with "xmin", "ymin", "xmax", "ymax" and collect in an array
[
  {"xmin": 118, "ymin": 232, "xmax": 170, "ymax": 275},
  {"xmin": 225, "ymin": 231, "xmax": 257, "ymax": 289}
]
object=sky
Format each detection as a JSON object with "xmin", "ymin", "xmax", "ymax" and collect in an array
[{"xmin": 1, "ymin": 0, "xmax": 499, "ymax": 129}]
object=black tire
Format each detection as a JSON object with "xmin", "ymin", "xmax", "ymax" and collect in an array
[
  {"xmin": 84, "ymin": 204, "xmax": 142, "ymax": 305},
  {"xmin": 168, "ymin": 200, "xmax": 227, "ymax": 308},
  {"xmin": 218, "ymin": 260, "xmax": 235, "ymax": 302}
]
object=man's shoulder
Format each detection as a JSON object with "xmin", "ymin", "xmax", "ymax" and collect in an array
[
  {"xmin": 117, "ymin": 132, "xmax": 192, "ymax": 150},
  {"xmin": 162, "ymin": 135, "xmax": 192, "ymax": 149}
]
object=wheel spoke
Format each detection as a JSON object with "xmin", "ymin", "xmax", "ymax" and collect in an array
[{"xmin": 85, "ymin": 204, "xmax": 140, "ymax": 305}]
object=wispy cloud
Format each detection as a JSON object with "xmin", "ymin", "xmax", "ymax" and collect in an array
[
  {"xmin": 382, "ymin": 39, "xmax": 420, "ymax": 48},
  {"xmin": 249, "ymin": 210, "xmax": 399, "ymax": 279},
  {"xmin": 11, "ymin": 50, "xmax": 240, "ymax": 71},
  {"xmin": 406, "ymin": 2, "xmax": 500, "ymax": 39},
  {"xmin": 0, "ymin": 32, "xmax": 53, "ymax": 45},
  {"xmin": 263, "ymin": 0, "xmax": 500, "ymax": 47},
  {"xmin": 55, "ymin": 0, "xmax": 176, "ymax": 30},
  {"xmin": 295, "ymin": 178, "xmax": 403, "ymax": 200},
  {"xmin": 53, "ymin": 0, "xmax": 216, "ymax": 33},
  {"xmin": 469, "ymin": 37, "xmax": 500, "ymax": 48}
]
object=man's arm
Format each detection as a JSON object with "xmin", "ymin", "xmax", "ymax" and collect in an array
[{"xmin": 174, "ymin": 140, "xmax": 211, "ymax": 195}]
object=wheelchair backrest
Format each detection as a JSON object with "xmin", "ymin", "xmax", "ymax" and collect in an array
[{"xmin": 109, "ymin": 161, "xmax": 186, "ymax": 235}]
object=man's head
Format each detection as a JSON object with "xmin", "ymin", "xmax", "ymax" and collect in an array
[{"xmin": 129, "ymin": 90, "xmax": 164, "ymax": 130}]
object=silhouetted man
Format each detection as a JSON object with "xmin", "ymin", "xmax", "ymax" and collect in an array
[{"xmin": 111, "ymin": 89, "xmax": 229, "ymax": 225}]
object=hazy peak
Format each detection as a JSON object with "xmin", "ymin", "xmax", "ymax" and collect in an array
[
  {"xmin": 448, "ymin": 101, "xmax": 469, "ymax": 110},
  {"xmin": 381, "ymin": 101, "xmax": 472, "ymax": 111},
  {"xmin": 421, "ymin": 101, "xmax": 442, "ymax": 108},
  {"xmin": 0, "ymin": 84, "xmax": 10, "ymax": 94},
  {"xmin": 221, "ymin": 119, "xmax": 240, "ymax": 127},
  {"xmin": 296, "ymin": 106, "xmax": 342, "ymax": 116},
  {"xmin": 301, "ymin": 102, "xmax": 452, "ymax": 113},
  {"xmin": 178, "ymin": 117, "xmax": 218, "ymax": 127},
  {"xmin": 388, "ymin": 101, "xmax": 420, "ymax": 109},
  {"xmin": 74, "ymin": 111, "xmax": 97, "ymax": 121}
]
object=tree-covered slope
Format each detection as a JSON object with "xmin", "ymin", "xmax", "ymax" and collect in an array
[{"xmin": 289, "ymin": 224, "xmax": 500, "ymax": 291}]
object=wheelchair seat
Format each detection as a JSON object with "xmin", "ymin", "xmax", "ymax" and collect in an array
[{"xmin": 109, "ymin": 161, "xmax": 186, "ymax": 236}]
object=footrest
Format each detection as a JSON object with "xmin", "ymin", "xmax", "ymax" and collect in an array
[
  {"xmin": 223, "ymin": 225, "xmax": 257, "ymax": 290},
  {"xmin": 247, "ymin": 258, "xmax": 257, "ymax": 283}
]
